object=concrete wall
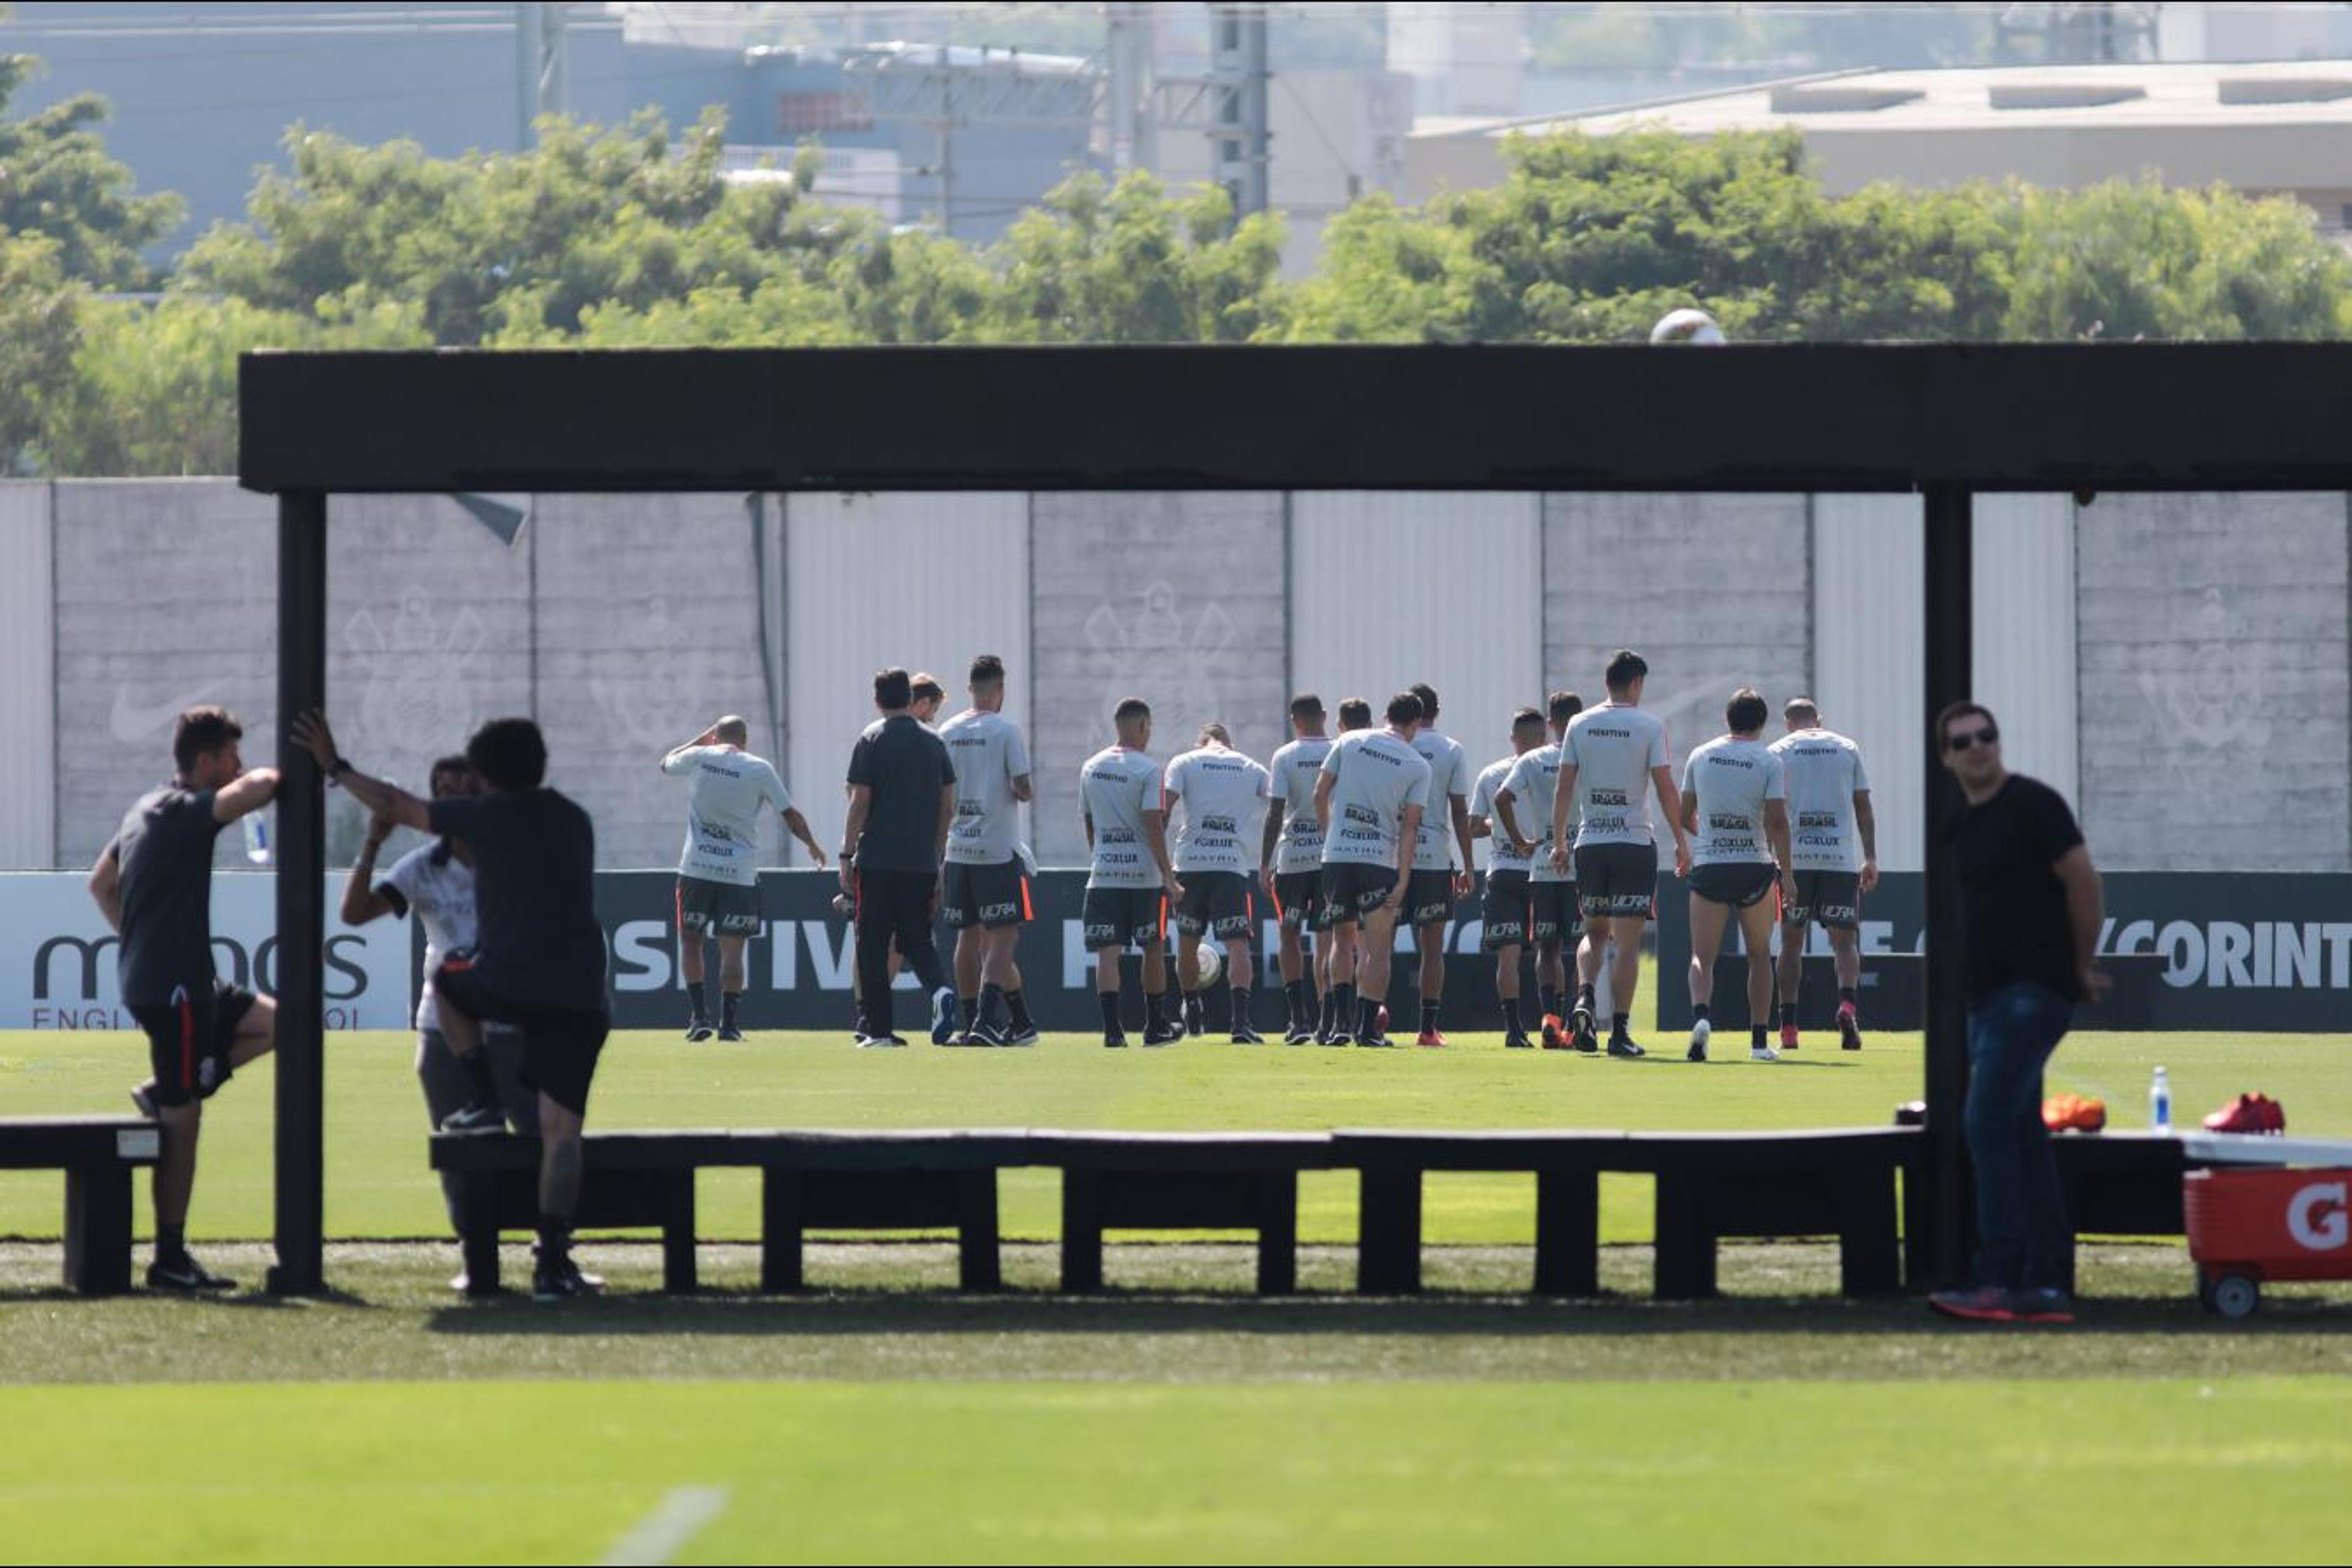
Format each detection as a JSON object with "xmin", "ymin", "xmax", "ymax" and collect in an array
[{"xmin": 0, "ymin": 484, "xmax": 55, "ymax": 869}]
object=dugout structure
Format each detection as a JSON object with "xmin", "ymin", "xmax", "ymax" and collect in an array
[{"xmin": 239, "ymin": 342, "xmax": 2352, "ymax": 1295}]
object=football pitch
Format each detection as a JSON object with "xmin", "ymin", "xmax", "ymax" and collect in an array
[{"xmin": 4, "ymin": 1016, "xmax": 2350, "ymax": 1562}]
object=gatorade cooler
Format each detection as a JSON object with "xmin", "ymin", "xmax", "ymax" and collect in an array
[{"xmin": 2184, "ymin": 1164, "xmax": 2352, "ymax": 1319}]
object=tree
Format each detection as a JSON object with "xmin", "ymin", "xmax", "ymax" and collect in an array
[
  {"xmin": 0, "ymin": 48, "xmax": 182, "ymax": 287},
  {"xmin": 0, "ymin": 232, "xmax": 78, "ymax": 469}
]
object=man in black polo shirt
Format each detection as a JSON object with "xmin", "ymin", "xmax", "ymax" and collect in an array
[
  {"xmin": 840, "ymin": 668, "xmax": 959, "ymax": 1047},
  {"xmin": 294, "ymin": 709, "xmax": 610, "ymax": 1304},
  {"xmin": 1929, "ymin": 700, "xmax": 2108, "ymax": 1326},
  {"xmin": 89, "ymin": 706, "xmax": 281, "ymax": 1291}
]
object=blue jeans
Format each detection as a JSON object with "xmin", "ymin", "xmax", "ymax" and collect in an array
[{"xmin": 1964, "ymin": 981, "xmax": 2075, "ymax": 1291}]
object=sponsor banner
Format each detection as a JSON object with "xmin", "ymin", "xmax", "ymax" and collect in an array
[
  {"xmin": 1656, "ymin": 872, "xmax": 2352, "ymax": 1033},
  {"xmin": 0, "ymin": 872, "xmax": 411, "ymax": 1030}
]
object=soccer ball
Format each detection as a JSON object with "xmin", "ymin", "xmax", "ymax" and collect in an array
[
  {"xmin": 1650, "ymin": 307, "xmax": 1727, "ymax": 345},
  {"xmin": 1194, "ymin": 942, "xmax": 1224, "ymax": 989}
]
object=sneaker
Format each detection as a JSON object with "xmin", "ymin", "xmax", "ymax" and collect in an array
[
  {"xmin": 1750, "ymin": 1044, "xmax": 1782, "ymax": 1063},
  {"xmin": 684, "ymin": 1016, "xmax": 714, "ymax": 1042},
  {"xmin": 1231, "ymin": 1022, "xmax": 1265, "ymax": 1044},
  {"xmin": 1606, "ymin": 1035, "xmax": 1646, "ymax": 1060},
  {"xmin": 533, "ymin": 1256, "xmax": 590, "ymax": 1304},
  {"xmin": 1504, "ymin": 1029, "xmax": 1535, "ymax": 1050},
  {"xmin": 1928, "ymin": 1285, "xmax": 2016, "ymax": 1323},
  {"xmin": 1539, "ymin": 1014, "xmax": 1569, "ymax": 1050},
  {"xmin": 130, "ymin": 1080, "xmax": 159, "ymax": 1120},
  {"xmin": 1003, "ymin": 1024, "xmax": 1041, "ymax": 1048},
  {"xmin": 450, "ymin": 1271, "xmax": 472, "ymax": 1294},
  {"xmin": 929, "ymin": 987, "xmax": 959, "ymax": 1046},
  {"xmin": 1322, "ymin": 1027, "xmax": 1354, "ymax": 1047},
  {"xmin": 716, "ymin": 1025, "xmax": 744, "ymax": 1043},
  {"xmin": 1837, "ymin": 1002, "xmax": 1862, "ymax": 1052},
  {"xmin": 857, "ymin": 1033, "xmax": 910, "ymax": 1049},
  {"xmin": 1375, "ymin": 1005, "xmax": 1390, "ymax": 1036},
  {"xmin": 1283, "ymin": 1024, "xmax": 1316, "ymax": 1046},
  {"xmin": 1569, "ymin": 1000, "xmax": 1598, "ymax": 1054},
  {"xmin": 1779, "ymin": 1021, "xmax": 1801, "ymax": 1053},
  {"xmin": 147, "ymin": 1253, "xmax": 235, "ymax": 1292},
  {"xmin": 2005, "ymin": 1287, "xmax": 2075, "ymax": 1325},
  {"xmin": 1103, "ymin": 1030, "xmax": 1129, "ymax": 1049},
  {"xmin": 1355, "ymin": 1029, "xmax": 1396, "ymax": 1049},
  {"xmin": 1687, "ymin": 1019, "xmax": 1711, "ymax": 1063},
  {"xmin": 1183, "ymin": 997, "xmax": 1208, "ymax": 1038},
  {"xmin": 439, "ymin": 1101, "xmax": 507, "ymax": 1136},
  {"xmin": 1142, "ymin": 1021, "xmax": 1183, "ymax": 1047},
  {"xmin": 1415, "ymin": 1028, "xmax": 1448, "ymax": 1049},
  {"xmin": 2204, "ymin": 1093, "xmax": 2286, "ymax": 1136}
]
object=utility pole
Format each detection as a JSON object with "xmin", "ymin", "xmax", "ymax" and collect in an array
[
  {"xmin": 1106, "ymin": 1, "xmax": 1156, "ymax": 174},
  {"xmin": 516, "ymin": 2, "xmax": 569, "ymax": 150},
  {"xmin": 1207, "ymin": 2, "xmax": 1269, "ymax": 221}
]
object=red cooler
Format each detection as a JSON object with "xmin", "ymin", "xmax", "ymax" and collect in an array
[{"xmin": 2185, "ymin": 1164, "xmax": 2352, "ymax": 1319}]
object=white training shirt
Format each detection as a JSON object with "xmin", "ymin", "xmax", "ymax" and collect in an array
[
  {"xmin": 1683, "ymin": 734, "xmax": 1786, "ymax": 867},
  {"xmin": 1501, "ymin": 742, "xmax": 1577, "ymax": 884},
  {"xmin": 1408, "ymin": 728, "xmax": 1471, "ymax": 873},
  {"xmin": 1771, "ymin": 727, "xmax": 1872, "ymax": 873},
  {"xmin": 663, "ymin": 745, "xmax": 791, "ymax": 887},
  {"xmin": 1317, "ymin": 728, "xmax": 1434, "ymax": 869},
  {"xmin": 1265, "ymin": 736, "xmax": 1335, "ymax": 875},
  {"xmin": 938, "ymin": 707, "xmax": 1033, "ymax": 867},
  {"xmin": 1163, "ymin": 744, "xmax": 1270, "ymax": 876},
  {"xmin": 1080, "ymin": 745, "xmax": 1166, "ymax": 889},
  {"xmin": 1563, "ymin": 703, "xmax": 1671, "ymax": 848},
  {"xmin": 374, "ymin": 842, "xmax": 477, "ymax": 1033},
  {"xmin": 1471, "ymin": 755, "xmax": 1532, "ymax": 875}
]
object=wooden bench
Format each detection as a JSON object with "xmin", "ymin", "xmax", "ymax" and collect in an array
[
  {"xmin": 1032, "ymin": 1132, "xmax": 1336, "ymax": 1295},
  {"xmin": 1340, "ymin": 1130, "xmax": 1623, "ymax": 1296},
  {"xmin": 0, "ymin": 1117, "xmax": 162, "ymax": 1294},
  {"xmin": 431, "ymin": 1129, "xmax": 1023, "ymax": 1297}
]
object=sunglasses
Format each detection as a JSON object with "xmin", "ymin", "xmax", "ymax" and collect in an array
[{"xmin": 1946, "ymin": 725, "xmax": 1999, "ymax": 753}]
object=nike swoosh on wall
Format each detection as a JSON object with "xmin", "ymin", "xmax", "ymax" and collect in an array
[{"xmin": 110, "ymin": 684, "xmax": 226, "ymax": 744}]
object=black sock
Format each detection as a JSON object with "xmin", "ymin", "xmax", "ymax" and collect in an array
[
  {"xmin": 1358, "ymin": 993, "xmax": 1383, "ymax": 1038},
  {"xmin": 1145, "ymin": 990, "xmax": 1170, "ymax": 1031},
  {"xmin": 1332, "ymin": 983, "xmax": 1357, "ymax": 1033},
  {"xmin": 1502, "ymin": 997, "xmax": 1524, "ymax": 1032},
  {"xmin": 1006, "ymin": 989, "xmax": 1035, "ymax": 1031},
  {"xmin": 1577, "ymin": 982, "xmax": 1596, "ymax": 1009},
  {"xmin": 1693, "ymin": 1003, "xmax": 1711, "ymax": 1022},
  {"xmin": 1752, "ymin": 1025, "xmax": 1768, "ymax": 1051},
  {"xmin": 1780, "ymin": 1001, "xmax": 1799, "ymax": 1027},
  {"xmin": 536, "ymin": 1215, "xmax": 570, "ymax": 1262},
  {"xmin": 460, "ymin": 1047, "xmax": 498, "ymax": 1103},
  {"xmin": 157, "ymin": 1222, "xmax": 187, "ymax": 1264},
  {"xmin": 1099, "ymin": 992, "xmax": 1123, "ymax": 1036},
  {"xmin": 1317, "ymin": 987, "xmax": 1337, "ymax": 1035},
  {"xmin": 1284, "ymin": 979, "xmax": 1308, "ymax": 1023},
  {"xmin": 1540, "ymin": 986, "xmax": 1562, "ymax": 1020},
  {"xmin": 1229, "ymin": 986, "xmax": 1251, "ymax": 1029},
  {"xmin": 960, "ymin": 995, "xmax": 980, "ymax": 1031},
  {"xmin": 979, "ymin": 983, "xmax": 1006, "ymax": 1028},
  {"xmin": 1420, "ymin": 998, "xmax": 1440, "ymax": 1032},
  {"xmin": 687, "ymin": 980, "xmax": 707, "ymax": 1018},
  {"xmin": 1611, "ymin": 1012, "xmax": 1631, "ymax": 1040},
  {"xmin": 1838, "ymin": 986, "xmax": 1857, "ymax": 1007},
  {"xmin": 1182, "ymin": 989, "xmax": 1201, "ymax": 1011},
  {"xmin": 721, "ymin": 991, "xmax": 741, "ymax": 1029}
]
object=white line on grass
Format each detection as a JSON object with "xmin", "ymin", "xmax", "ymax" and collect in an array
[{"xmin": 601, "ymin": 1485, "xmax": 732, "ymax": 1567}]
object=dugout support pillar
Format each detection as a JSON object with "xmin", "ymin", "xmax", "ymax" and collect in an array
[
  {"xmin": 1921, "ymin": 483, "xmax": 1973, "ymax": 1289},
  {"xmin": 269, "ymin": 489, "xmax": 329, "ymax": 1295}
]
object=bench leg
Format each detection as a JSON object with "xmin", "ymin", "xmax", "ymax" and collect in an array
[
  {"xmin": 1256, "ymin": 1172, "xmax": 1298, "ymax": 1296},
  {"xmin": 957, "ymin": 1170, "xmax": 1002, "ymax": 1293},
  {"xmin": 1653, "ymin": 1174, "xmax": 1717, "ymax": 1300},
  {"xmin": 1838, "ymin": 1174, "xmax": 1902, "ymax": 1297},
  {"xmin": 761, "ymin": 1170, "xmax": 805, "ymax": 1293},
  {"xmin": 1534, "ymin": 1168, "xmax": 1600, "ymax": 1297},
  {"xmin": 662, "ymin": 1172, "xmax": 698, "ymax": 1293},
  {"xmin": 1357, "ymin": 1168, "xmax": 1422, "ymax": 1295},
  {"xmin": 1900, "ymin": 1163, "xmax": 1929, "ymax": 1292},
  {"xmin": 1061, "ymin": 1170, "xmax": 1103, "ymax": 1293},
  {"xmin": 459, "ymin": 1173, "xmax": 501, "ymax": 1297},
  {"xmin": 64, "ymin": 1163, "xmax": 135, "ymax": 1295}
]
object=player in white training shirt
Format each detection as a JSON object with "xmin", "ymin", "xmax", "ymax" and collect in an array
[
  {"xmin": 1313, "ymin": 692, "xmax": 1433, "ymax": 1049},
  {"xmin": 1498, "ymin": 688, "xmax": 1585, "ymax": 1050},
  {"xmin": 1401, "ymin": 683, "xmax": 1476, "ymax": 1048},
  {"xmin": 1771, "ymin": 697, "xmax": 1877, "ymax": 1052},
  {"xmin": 1261, "ymin": 693, "xmax": 1336, "ymax": 1044},
  {"xmin": 1680, "ymin": 688, "xmax": 1795, "ymax": 1063},
  {"xmin": 1470, "ymin": 706, "xmax": 1549, "ymax": 1050},
  {"xmin": 1551, "ymin": 649, "xmax": 1691, "ymax": 1057},
  {"xmin": 938, "ymin": 654, "xmax": 1040, "ymax": 1047},
  {"xmin": 661, "ymin": 715, "xmax": 824, "ymax": 1041},
  {"xmin": 1164, "ymin": 722, "xmax": 1272, "ymax": 1041},
  {"xmin": 1080, "ymin": 696, "xmax": 1185, "ymax": 1047}
]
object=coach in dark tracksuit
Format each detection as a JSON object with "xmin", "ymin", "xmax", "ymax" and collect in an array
[{"xmin": 840, "ymin": 667, "xmax": 959, "ymax": 1046}]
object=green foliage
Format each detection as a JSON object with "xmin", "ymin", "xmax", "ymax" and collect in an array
[
  {"xmin": 0, "ymin": 232, "xmax": 78, "ymax": 469},
  {"xmin": 987, "ymin": 172, "xmax": 1284, "ymax": 344},
  {"xmin": 0, "ymin": 50, "xmax": 182, "ymax": 287}
]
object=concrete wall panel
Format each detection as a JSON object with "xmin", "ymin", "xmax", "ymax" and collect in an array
[
  {"xmin": 0, "ymin": 484, "xmax": 56, "ymax": 867},
  {"xmin": 1813, "ymin": 496, "xmax": 1924, "ymax": 872}
]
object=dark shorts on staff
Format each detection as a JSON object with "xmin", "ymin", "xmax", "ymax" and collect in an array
[
  {"xmin": 1481, "ymin": 870, "xmax": 1530, "ymax": 951},
  {"xmin": 1575, "ymin": 842, "xmax": 1659, "ymax": 919},
  {"xmin": 1272, "ymin": 870, "xmax": 1325, "ymax": 934},
  {"xmin": 1319, "ymin": 861, "xmax": 1398, "ymax": 925},
  {"xmin": 677, "ymin": 874, "xmax": 762, "ymax": 938},
  {"xmin": 943, "ymin": 859, "xmax": 1032, "ymax": 930},
  {"xmin": 1784, "ymin": 869, "xmax": 1863, "ymax": 930},
  {"xmin": 1081, "ymin": 885, "xmax": 1167, "ymax": 952},
  {"xmin": 1406, "ymin": 869, "xmax": 1457, "ymax": 928},
  {"xmin": 129, "ymin": 979, "xmax": 257, "ymax": 1109},
  {"xmin": 1528, "ymin": 880, "xmax": 1581, "ymax": 944},
  {"xmin": 1691, "ymin": 862, "xmax": 1778, "ymax": 909},
  {"xmin": 432, "ymin": 949, "xmax": 609, "ymax": 1117},
  {"xmin": 1174, "ymin": 871, "xmax": 1253, "ymax": 940}
]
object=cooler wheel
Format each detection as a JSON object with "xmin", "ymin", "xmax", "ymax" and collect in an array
[{"xmin": 2204, "ymin": 1273, "xmax": 2260, "ymax": 1321}]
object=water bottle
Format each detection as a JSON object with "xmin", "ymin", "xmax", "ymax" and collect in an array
[
  {"xmin": 2149, "ymin": 1066, "xmax": 2172, "ymax": 1133},
  {"xmin": 241, "ymin": 811, "xmax": 272, "ymax": 865}
]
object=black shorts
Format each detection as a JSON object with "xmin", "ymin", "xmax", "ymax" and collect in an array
[
  {"xmin": 943, "ymin": 859, "xmax": 1032, "ymax": 929},
  {"xmin": 1272, "ymin": 870, "xmax": 1325, "ymax": 933},
  {"xmin": 1480, "ymin": 871, "xmax": 1530, "ymax": 951},
  {"xmin": 1785, "ymin": 869, "xmax": 1863, "ymax": 930},
  {"xmin": 1575, "ymin": 842, "xmax": 1659, "ymax": 919},
  {"xmin": 1174, "ymin": 871, "xmax": 1254, "ymax": 940},
  {"xmin": 1319, "ymin": 861, "xmax": 1398, "ymax": 925},
  {"xmin": 130, "ymin": 979, "xmax": 257, "ymax": 1109},
  {"xmin": 1081, "ymin": 885, "xmax": 1168, "ymax": 952},
  {"xmin": 1691, "ymin": 861, "xmax": 1778, "ymax": 909},
  {"xmin": 1528, "ymin": 879, "xmax": 1581, "ymax": 944},
  {"xmin": 677, "ymin": 874, "xmax": 761, "ymax": 937},
  {"xmin": 433, "ymin": 950, "xmax": 610, "ymax": 1117},
  {"xmin": 1406, "ymin": 869, "xmax": 1457, "ymax": 928}
]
